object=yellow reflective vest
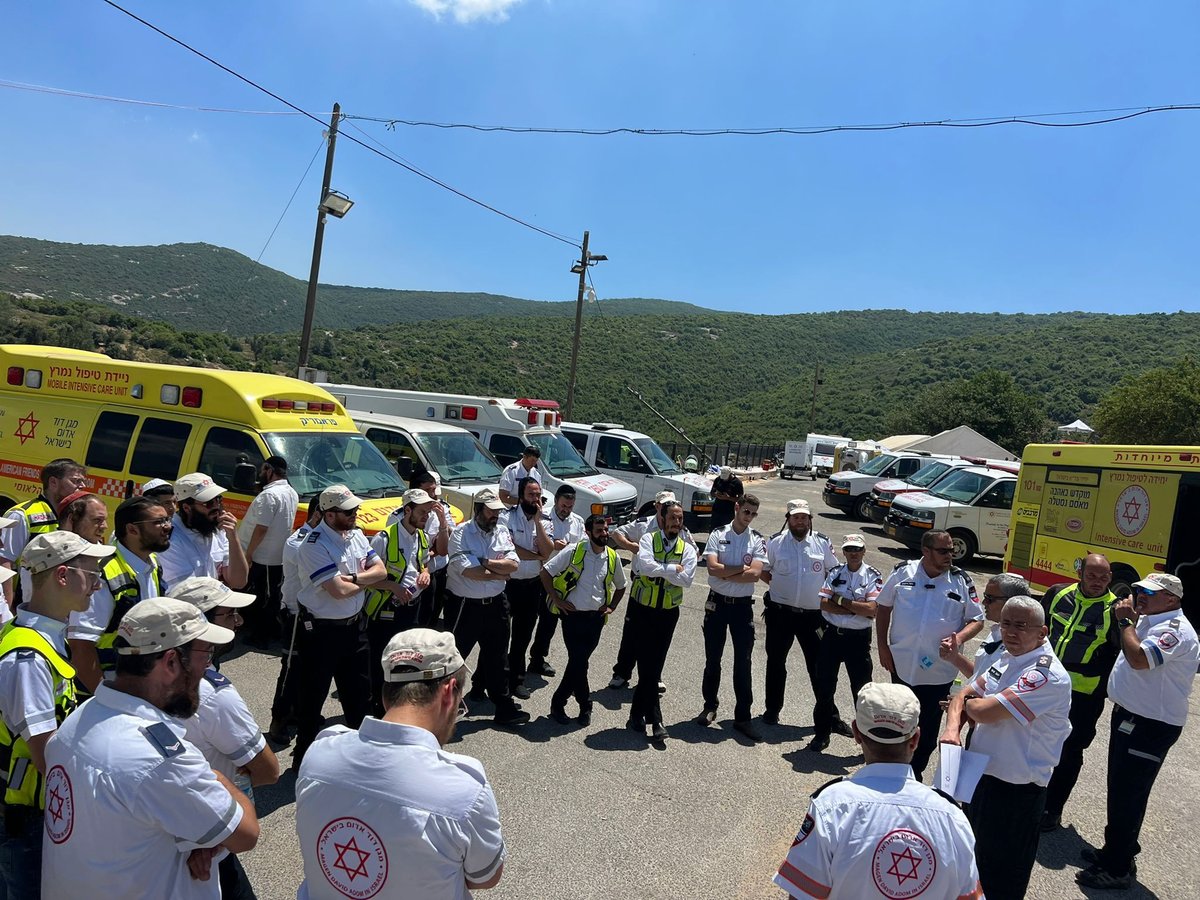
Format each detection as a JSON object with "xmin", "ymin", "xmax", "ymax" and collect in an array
[
  {"xmin": 8, "ymin": 496, "xmax": 58, "ymax": 603},
  {"xmin": 95, "ymin": 547, "xmax": 164, "ymax": 675},
  {"xmin": 550, "ymin": 541, "xmax": 618, "ymax": 614},
  {"xmin": 366, "ymin": 524, "xmax": 429, "ymax": 620},
  {"xmin": 631, "ymin": 531, "xmax": 686, "ymax": 610}
]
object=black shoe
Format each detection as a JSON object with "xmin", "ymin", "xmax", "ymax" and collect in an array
[
  {"xmin": 626, "ymin": 716, "xmax": 646, "ymax": 734},
  {"xmin": 265, "ymin": 716, "xmax": 292, "ymax": 745},
  {"xmin": 657, "ymin": 681, "xmax": 667, "ymax": 695},
  {"xmin": 494, "ymin": 706, "xmax": 530, "ymax": 727},
  {"xmin": 650, "ymin": 722, "xmax": 668, "ymax": 741},
  {"xmin": 608, "ymin": 675, "xmax": 630, "ymax": 690},
  {"xmin": 1081, "ymin": 847, "xmax": 1136, "ymax": 876},
  {"xmin": 530, "ymin": 660, "xmax": 556, "ymax": 677},
  {"xmin": 577, "ymin": 706, "xmax": 592, "ymax": 727},
  {"xmin": 1076, "ymin": 864, "xmax": 1134, "ymax": 890},
  {"xmin": 761, "ymin": 710, "xmax": 780, "ymax": 725},
  {"xmin": 694, "ymin": 708, "xmax": 717, "ymax": 727},
  {"xmin": 806, "ymin": 734, "xmax": 830, "ymax": 753},
  {"xmin": 733, "ymin": 720, "xmax": 763, "ymax": 743},
  {"xmin": 1039, "ymin": 811, "xmax": 1062, "ymax": 833},
  {"xmin": 511, "ymin": 683, "xmax": 532, "ymax": 700},
  {"xmin": 831, "ymin": 719, "xmax": 854, "ymax": 739},
  {"xmin": 549, "ymin": 707, "xmax": 572, "ymax": 725}
]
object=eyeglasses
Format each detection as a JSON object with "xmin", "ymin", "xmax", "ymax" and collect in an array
[
  {"xmin": 1134, "ymin": 587, "xmax": 1160, "ymax": 597},
  {"xmin": 184, "ymin": 645, "xmax": 216, "ymax": 665},
  {"xmin": 63, "ymin": 566, "xmax": 102, "ymax": 586},
  {"xmin": 213, "ymin": 609, "xmax": 243, "ymax": 623},
  {"xmin": 844, "ymin": 547, "xmax": 865, "ymax": 553},
  {"xmin": 930, "ymin": 547, "xmax": 955, "ymax": 556},
  {"xmin": 982, "ymin": 593, "xmax": 1007, "ymax": 604},
  {"xmin": 195, "ymin": 498, "xmax": 223, "ymax": 509},
  {"xmin": 133, "ymin": 517, "xmax": 173, "ymax": 527}
]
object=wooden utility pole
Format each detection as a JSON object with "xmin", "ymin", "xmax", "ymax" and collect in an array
[
  {"xmin": 809, "ymin": 361, "xmax": 822, "ymax": 436},
  {"xmin": 297, "ymin": 103, "xmax": 341, "ymax": 373},
  {"xmin": 564, "ymin": 231, "xmax": 606, "ymax": 419}
]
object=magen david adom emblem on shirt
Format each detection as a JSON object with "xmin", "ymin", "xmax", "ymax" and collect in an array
[{"xmin": 317, "ymin": 816, "xmax": 389, "ymax": 898}]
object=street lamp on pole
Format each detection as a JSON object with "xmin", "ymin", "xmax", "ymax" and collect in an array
[{"xmin": 564, "ymin": 230, "xmax": 607, "ymax": 419}]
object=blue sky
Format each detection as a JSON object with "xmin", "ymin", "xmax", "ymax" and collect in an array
[{"xmin": 3, "ymin": 1, "xmax": 1198, "ymax": 315}]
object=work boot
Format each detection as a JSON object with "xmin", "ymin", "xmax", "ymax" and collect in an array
[{"xmin": 733, "ymin": 720, "xmax": 763, "ymax": 743}]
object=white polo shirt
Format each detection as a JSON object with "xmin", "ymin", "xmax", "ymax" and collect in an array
[
  {"xmin": 544, "ymin": 540, "xmax": 628, "ymax": 612},
  {"xmin": 967, "ymin": 639, "xmax": 1072, "ymax": 786},
  {"xmin": 68, "ymin": 543, "xmax": 161, "ymax": 644},
  {"xmin": 281, "ymin": 525, "xmax": 314, "ymax": 615},
  {"xmin": 818, "ymin": 563, "xmax": 884, "ymax": 630},
  {"xmin": 765, "ymin": 530, "xmax": 838, "ymax": 610},
  {"xmin": 237, "ymin": 479, "xmax": 300, "ymax": 566},
  {"xmin": 498, "ymin": 461, "xmax": 541, "ymax": 497},
  {"xmin": 425, "ymin": 501, "xmax": 454, "ymax": 573},
  {"xmin": 157, "ymin": 514, "xmax": 230, "ymax": 588},
  {"xmin": 296, "ymin": 719, "xmax": 505, "ymax": 900},
  {"xmin": 501, "ymin": 506, "xmax": 550, "ymax": 580},
  {"xmin": 178, "ymin": 668, "xmax": 268, "ymax": 785},
  {"xmin": 446, "ymin": 519, "xmax": 518, "ymax": 600},
  {"xmin": 1108, "ymin": 609, "xmax": 1200, "ymax": 727},
  {"xmin": 0, "ymin": 608, "xmax": 68, "ymax": 745},
  {"xmin": 296, "ymin": 524, "xmax": 378, "ymax": 620},
  {"xmin": 774, "ymin": 762, "xmax": 981, "ymax": 900},
  {"xmin": 548, "ymin": 509, "xmax": 586, "ymax": 545},
  {"xmin": 876, "ymin": 560, "xmax": 984, "ymax": 686},
  {"xmin": 703, "ymin": 524, "xmax": 768, "ymax": 599},
  {"xmin": 42, "ymin": 684, "xmax": 242, "ymax": 899}
]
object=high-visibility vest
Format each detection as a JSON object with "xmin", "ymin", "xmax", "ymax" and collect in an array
[
  {"xmin": 0, "ymin": 623, "xmax": 77, "ymax": 809},
  {"xmin": 366, "ymin": 525, "xmax": 429, "ymax": 620},
  {"xmin": 95, "ymin": 547, "xmax": 164, "ymax": 674},
  {"xmin": 550, "ymin": 541, "xmax": 617, "ymax": 614},
  {"xmin": 631, "ymin": 531, "xmax": 686, "ymax": 610},
  {"xmin": 1046, "ymin": 584, "xmax": 1119, "ymax": 695},
  {"xmin": 8, "ymin": 496, "xmax": 58, "ymax": 604}
]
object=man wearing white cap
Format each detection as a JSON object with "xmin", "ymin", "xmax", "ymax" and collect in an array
[
  {"xmin": 709, "ymin": 465, "xmax": 743, "ymax": 531},
  {"xmin": 158, "ymin": 473, "xmax": 249, "ymax": 592},
  {"xmin": 295, "ymin": 628, "xmax": 505, "ymax": 899},
  {"xmin": 171, "ymin": 576, "xmax": 278, "ymax": 900},
  {"xmin": 140, "ymin": 478, "xmax": 178, "ymax": 519},
  {"xmin": 42, "ymin": 597, "xmax": 259, "ymax": 898},
  {"xmin": 773, "ymin": 682, "xmax": 981, "ymax": 900},
  {"xmin": 0, "ymin": 532, "xmax": 112, "ymax": 894},
  {"xmin": 400, "ymin": 471, "xmax": 452, "ymax": 628},
  {"xmin": 1077, "ymin": 572, "xmax": 1199, "ymax": 890},
  {"xmin": 760, "ymin": 499, "xmax": 839, "ymax": 735},
  {"xmin": 292, "ymin": 485, "xmax": 388, "ymax": 767}
]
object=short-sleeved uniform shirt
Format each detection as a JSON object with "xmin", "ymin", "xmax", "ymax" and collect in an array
[
  {"xmin": 68, "ymin": 543, "xmax": 161, "ymax": 646},
  {"xmin": 968, "ymin": 639, "xmax": 1073, "ymax": 786},
  {"xmin": 0, "ymin": 608, "xmax": 68, "ymax": 746},
  {"xmin": 157, "ymin": 514, "xmax": 230, "ymax": 587},
  {"xmin": 498, "ymin": 461, "xmax": 541, "ymax": 498},
  {"xmin": 544, "ymin": 541, "xmax": 628, "ymax": 611},
  {"xmin": 296, "ymin": 524, "xmax": 378, "ymax": 620},
  {"xmin": 446, "ymin": 519, "xmax": 518, "ymax": 600},
  {"xmin": 281, "ymin": 525, "xmax": 314, "ymax": 615},
  {"xmin": 774, "ymin": 762, "xmax": 981, "ymax": 900},
  {"xmin": 501, "ymin": 506, "xmax": 552, "ymax": 580},
  {"xmin": 296, "ymin": 719, "xmax": 505, "ymax": 900},
  {"xmin": 547, "ymin": 509, "xmax": 586, "ymax": 546},
  {"xmin": 237, "ymin": 479, "xmax": 300, "ymax": 566},
  {"xmin": 703, "ymin": 524, "xmax": 767, "ymax": 599},
  {"xmin": 179, "ymin": 668, "xmax": 267, "ymax": 784},
  {"xmin": 1, "ymin": 499, "xmax": 58, "ymax": 613},
  {"xmin": 765, "ymin": 530, "xmax": 838, "ymax": 610},
  {"xmin": 1108, "ymin": 609, "xmax": 1200, "ymax": 727},
  {"xmin": 876, "ymin": 560, "xmax": 984, "ymax": 685},
  {"xmin": 818, "ymin": 563, "xmax": 884, "ymax": 629},
  {"xmin": 42, "ymin": 684, "xmax": 242, "ymax": 899},
  {"xmin": 425, "ymin": 501, "xmax": 455, "ymax": 573}
]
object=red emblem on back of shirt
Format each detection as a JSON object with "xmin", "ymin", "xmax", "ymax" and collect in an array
[
  {"xmin": 317, "ymin": 817, "xmax": 389, "ymax": 898},
  {"xmin": 44, "ymin": 765, "xmax": 74, "ymax": 845},
  {"xmin": 872, "ymin": 829, "xmax": 937, "ymax": 898}
]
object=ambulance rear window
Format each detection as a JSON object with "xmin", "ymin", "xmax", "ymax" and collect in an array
[{"xmin": 86, "ymin": 411, "xmax": 138, "ymax": 472}]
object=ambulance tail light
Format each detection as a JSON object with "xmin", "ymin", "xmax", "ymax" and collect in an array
[
  {"xmin": 6, "ymin": 367, "xmax": 42, "ymax": 388},
  {"xmin": 293, "ymin": 401, "xmax": 309, "ymax": 411},
  {"xmin": 461, "ymin": 406, "xmax": 478, "ymax": 421},
  {"xmin": 262, "ymin": 399, "xmax": 279, "ymax": 410},
  {"xmin": 161, "ymin": 385, "xmax": 180, "ymax": 405},
  {"xmin": 320, "ymin": 401, "xmax": 336, "ymax": 413},
  {"xmin": 527, "ymin": 410, "xmax": 539, "ymax": 425},
  {"xmin": 6, "ymin": 367, "xmax": 23, "ymax": 386},
  {"xmin": 181, "ymin": 387, "xmax": 203, "ymax": 408},
  {"xmin": 277, "ymin": 400, "xmax": 295, "ymax": 411},
  {"xmin": 555, "ymin": 412, "xmax": 562, "ymax": 426}
]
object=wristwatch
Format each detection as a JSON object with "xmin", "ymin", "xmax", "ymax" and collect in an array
[
  {"xmin": 1118, "ymin": 618, "xmax": 1135, "ymax": 629},
  {"xmin": 350, "ymin": 572, "xmax": 358, "ymax": 585}
]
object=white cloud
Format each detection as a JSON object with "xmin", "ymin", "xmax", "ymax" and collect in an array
[
  {"xmin": 409, "ymin": 0, "xmax": 524, "ymax": 24},
  {"xmin": 188, "ymin": 130, "xmax": 203, "ymax": 143}
]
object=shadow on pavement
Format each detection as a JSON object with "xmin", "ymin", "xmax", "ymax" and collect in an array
[
  {"xmin": 253, "ymin": 769, "xmax": 297, "ymax": 819},
  {"xmin": 781, "ymin": 745, "xmax": 858, "ymax": 778},
  {"xmin": 583, "ymin": 725, "xmax": 655, "ymax": 752}
]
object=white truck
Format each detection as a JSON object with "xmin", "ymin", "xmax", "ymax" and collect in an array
[
  {"xmin": 809, "ymin": 433, "xmax": 853, "ymax": 478},
  {"xmin": 561, "ymin": 422, "xmax": 715, "ymax": 530},
  {"xmin": 319, "ymin": 384, "xmax": 640, "ymax": 523},
  {"xmin": 779, "ymin": 440, "xmax": 815, "ymax": 480}
]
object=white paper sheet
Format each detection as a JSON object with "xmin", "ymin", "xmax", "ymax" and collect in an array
[{"xmin": 936, "ymin": 743, "xmax": 989, "ymax": 803}]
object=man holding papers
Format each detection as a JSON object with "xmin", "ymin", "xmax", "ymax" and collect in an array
[{"xmin": 941, "ymin": 596, "xmax": 1071, "ymax": 900}]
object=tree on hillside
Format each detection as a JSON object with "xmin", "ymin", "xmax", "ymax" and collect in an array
[
  {"xmin": 1092, "ymin": 357, "xmax": 1200, "ymax": 444},
  {"xmin": 885, "ymin": 370, "xmax": 1047, "ymax": 454}
]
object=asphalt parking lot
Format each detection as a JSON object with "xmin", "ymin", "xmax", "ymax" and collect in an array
[{"xmin": 226, "ymin": 474, "xmax": 1197, "ymax": 899}]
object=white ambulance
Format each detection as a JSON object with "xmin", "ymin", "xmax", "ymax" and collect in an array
[{"xmin": 319, "ymin": 384, "xmax": 639, "ymax": 523}]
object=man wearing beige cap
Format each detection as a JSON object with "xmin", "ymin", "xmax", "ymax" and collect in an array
[
  {"xmin": 1077, "ymin": 572, "xmax": 1198, "ymax": 890},
  {"xmin": 42, "ymin": 597, "xmax": 258, "ymax": 898},
  {"xmin": 774, "ymin": 682, "xmax": 980, "ymax": 899},
  {"xmin": 0, "ymin": 532, "xmax": 112, "ymax": 894},
  {"xmin": 292, "ymin": 485, "xmax": 388, "ymax": 766},
  {"xmin": 158, "ymin": 472, "xmax": 249, "ymax": 592},
  {"xmin": 295, "ymin": 629, "xmax": 505, "ymax": 899}
]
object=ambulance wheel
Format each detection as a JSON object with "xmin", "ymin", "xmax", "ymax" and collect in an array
[
  {"xmin": 949, "ymin": 530, "xmax": 976, "ymax": 565},
  {"xmin": 854, "ymin": 495, "xmax": 873, "ymax": 521},
  {"xmin": 1108, "ymin": 564, "xmax": 1139, "ymax": 601}
]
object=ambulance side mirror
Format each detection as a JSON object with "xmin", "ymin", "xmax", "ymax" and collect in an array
[{"xmin": 232, "ymin": 462, "xmax": 258, "ymax": 493}]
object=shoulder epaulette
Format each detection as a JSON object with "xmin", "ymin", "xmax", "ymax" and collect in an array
[
  {"xmin": 949, "ymin": 565, "xmax": 968, "ymax": 577},
  {"xmin": 981, "ymin": 639, "xmax": 1003, "ymax": 655},
  {"xmin": 142, "ymin": 722, "xmax": 186, "ymax": 759},
  {"xmin": 814, "ymin": 531, "xmax": 829, "ymax": 542},
  {"xmin": 931, "ymin": 787, "xmax": 960, "ymax": 807},
  {"xmin": 892, "ymin": 560, "xmax": 907, "ymax": 571},
  {"xmin": 306, "ymin": 530, "xmax": 321, "ymax": 543},
  {"xmin": 203, "ymin": 668, "xmax": 232, "ymax": 690},
  {"xmin": 811, "ymin": 775, "xmax": 844, "ymax": 798}
]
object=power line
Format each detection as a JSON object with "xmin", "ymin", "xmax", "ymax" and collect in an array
[
  {"xmin": 255, "ymin": 137, "xmax": 327, "ymax": 263},
  {"xmin": 0, "ymin": 78, "xmax": 305, "ymax": 114},
  {"xmin": 97, "ymin": 0, "xmax": 581, "ymax": 249}
]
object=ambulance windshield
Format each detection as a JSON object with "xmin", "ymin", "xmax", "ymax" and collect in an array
[
  {"xmin": 266, "ymin": 432, "xmax": 406, "ymax": 499},
  {"xmin": 414, "ymin": 431, "xmax": 504, "ymax": 484},
  {"xmin": 635, "ymin": 438, "xmax": 682, "ymax": 475},
  {"xmin": 528, "ymin": 432, "xmax": 598, "ymax": 478}
]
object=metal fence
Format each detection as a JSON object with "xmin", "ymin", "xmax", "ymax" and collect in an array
[{"xmin": 660, "ymin": 441, "xmax": 784, "ymax": 472}]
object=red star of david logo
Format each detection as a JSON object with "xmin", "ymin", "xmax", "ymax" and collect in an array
[
  {"xmin": 47, "ymin": 786, "xmax": 66, "ymax": 823},
  {"xmin": 14, "ymin": 411, "xmax": 38, "ymax": 445},
  {"xmin": 1122, "ymin": 498, "xmax": 1143, "ymax": 526},
  {"xmin": 887, "ymin": 846, "xmax": 923, "ymax": 884},
  {"xmin": 333, "ymin": 837, "xmax": 371, "ymax": 881}
]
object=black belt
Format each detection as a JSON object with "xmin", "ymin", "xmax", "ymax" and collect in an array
[
  {"xmin": 708, "ymin": 590, "xmax": 754, "ymax": 606},
  {"xmin": 311, "ymin": 611, "xmax": 363, "ymax": 627},
  {"xmin": 450, "ymin": 592, "xmax": 504, "ymax": 606},
  {"xmin": 826, "ymin": 623, "xmax": 871, "ymax": 636},
  {"xmin": 765, "ymin": 599, "xmax": 820, "ymax": 613}
]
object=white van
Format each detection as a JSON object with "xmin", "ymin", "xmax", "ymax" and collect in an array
[
  {"xmin": 561, "ymin": 422, "xmax": 715, "ymax": 530},
  {"xmin": 822, "ymin": 452, "xmax": 955, "ymax": 520},
  {"xmin": 320, "ymin": 384, "xmax": 639, "ymax": 523},
  {"xmin": 808, "ymin": 433, "xmax": 853, "ymax": 477}
]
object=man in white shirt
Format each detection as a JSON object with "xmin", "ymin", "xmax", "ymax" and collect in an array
[
  {"xmin": 1, "ymin": 458, "xmax": 88, "ymax": 608},
  {"xmin": 501, "ymin": 477, "xmax": 552, "ymax": 700},
  {"xmin": 295, "ymin": 629, "xmax": 504, "ymax": 900},
  {"xmin": 698, "ymin": 495, "xmax": 768, "ymax": 742},
  {"xmin": 405, "ymin": 471, "xmax": 452, "ymax": 629},
  {"xmin": 1077, "ymin": 572, "xmax": 1199, "ymax": 890},
  {"xmin": 497, "ymin": 445, "xmax": 542, "ymax": 507},
  {"xmin": 875, "ymin": 529, "xmax": 985, "ymax": 778},
  {"xmin": 237, "ymin": 455, "xmax": 299, "ymax": 647},
  {"xmin": 42, "ymin": 598, "xmax": 258, "ymax": 898},
  {"xmin": 774, "ymin": 683, "xmax": 981, "ymax": 900},
  {"xmin": 541, "ymin": 515, "xmax": 627, "ymax": 725},
  {"xmin": 941, "ymin": 596, "xmax": 1071, "ymax": 900},
  {"xmin": 158, "ymin": 473, "xmax": 249, "ymax": 592},
  {"xmin": 528, "ymin": 484, "xmax": 586, "ymax": 677}
]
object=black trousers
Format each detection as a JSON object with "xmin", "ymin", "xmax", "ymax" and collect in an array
[
  {"xmin": 763, "ymin": 600, "xmax": 824, "ymax": 718},
  {"xmin": 367, "ymin": 603, "xmax": 421, "ymax": 716},
  {"xmin": 417, "ymin": 568, "xmax": 449, "ymax": 628},
  {"xmin": 293, "ymin": 612, "xmax": 371, "ymax": 762},
  {"xmin": 889, "ymin": 673, "xmax": 953, "ymax": 779},
  {"xmin": 630, "ymin": 602, "xmax": 680, "ymax": 725},
  {"xmin": 506, "ymin": 576, "xmax": 545, "ymax": 687},
  {"xmin": 701, "ymin": 594, "xmax": 755, "ymax": 722},
  {"xmin": 1097, "ymin": 704, "xmax": 1183, "ymax": 875},
  {"xmin": 270, "ymin": 609, "xmax": 301, "ymax": 722},
  {"xmin": 612, "ymin": 604, "xmax": 638, "ymax": 681},
  {"xmin": 812, "ymin": 625, "xmax": 869, "ymax": 736},
  {"xmin": 246, "ymin": 562, "xmax": 283, "ymax": 644},
  {"xmin": 1043, "ymin": 687, "xmax": 1108, "ymax": 817},
  {"xmin": 445, "ymin": 591, "xmax": 516, "ymax": 711},
  {"xmin": 550, "ymin": 611, "xmax": 605, "ymax": 711},
  {"xmin": 967, "ymin": 774, "xmax": 1046, "ymax": 900},
  {"xmin": 528, "ymin": 590, "xmax": 560, "ymax": 667},
  {"xmin": 218, "ymin": 852, "xmax": 257, "ymax": 900}
]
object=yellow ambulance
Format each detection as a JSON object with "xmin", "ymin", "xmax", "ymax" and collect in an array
[
  {"xmin": 0, "ymin": 345, "xmax": 425, "ymax": 534},
  {"xmin": 1003, "ymin": 443, "xmax": 1200, "ymax": 620}
]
